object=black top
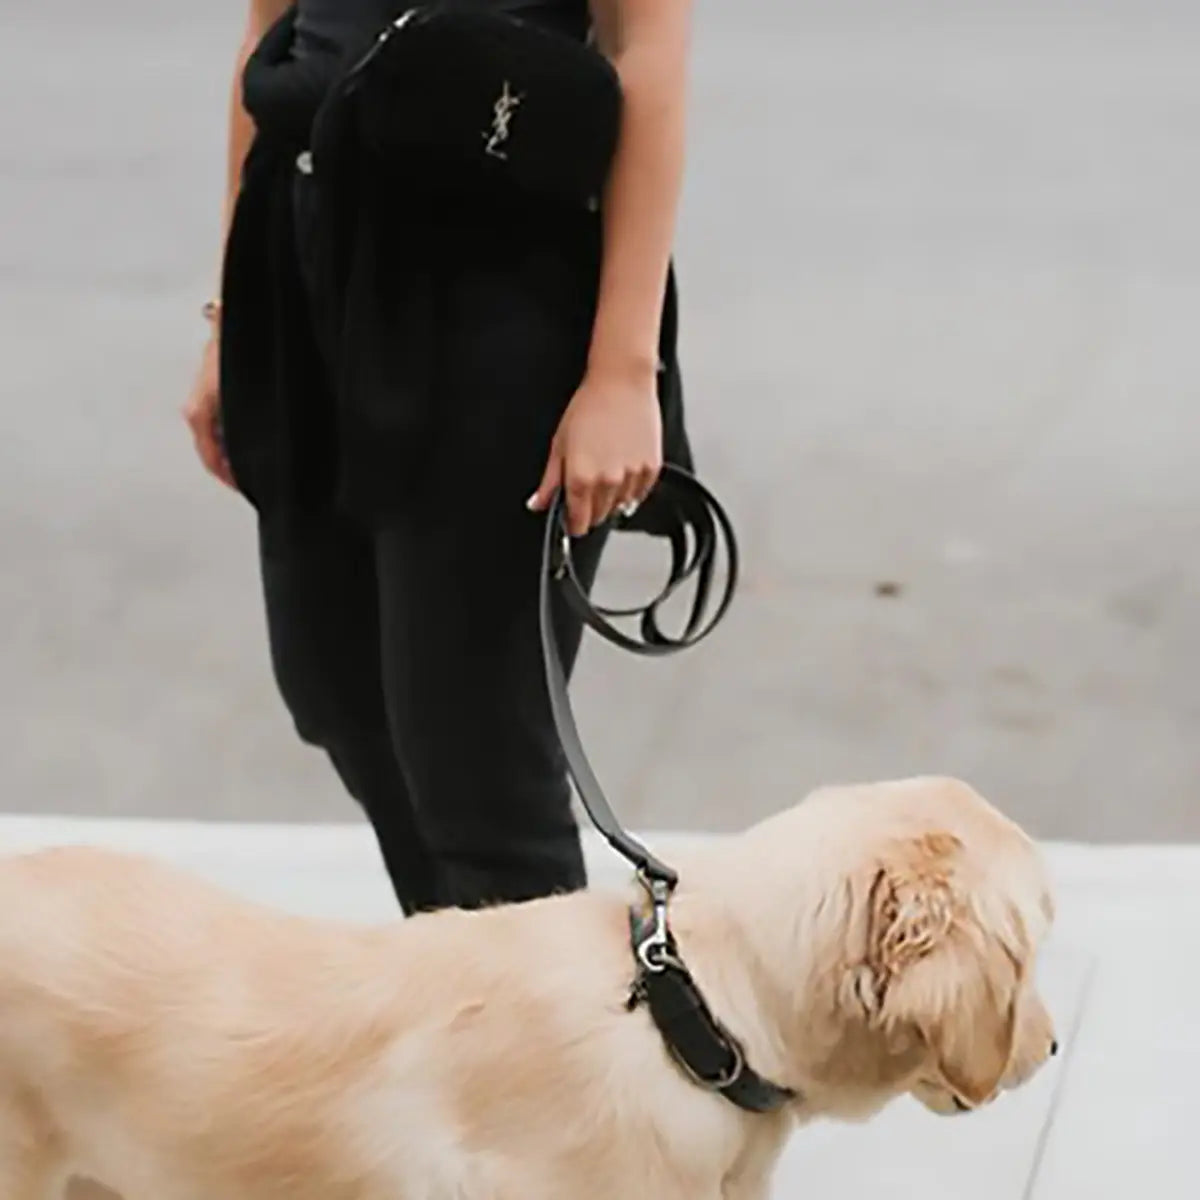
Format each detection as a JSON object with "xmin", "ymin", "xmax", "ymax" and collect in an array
[
  {"xmin": 293, "ymin": 0, "xmax": 396, "ymax": 57},
  {"xmin": 227, "ymin": 1, "xmax": 693, "ymax": 528},
  {"xmin": 294, "ymin": 0, "xmax": 591, "ymax": 57}
]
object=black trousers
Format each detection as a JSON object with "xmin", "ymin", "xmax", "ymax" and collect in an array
[
  {"xmin": 259, "ymin": 503, "xmax": 607, "ymax": 914},
  {"xmin": 248, "ymin": 189, "xmax": 625, "ymax": 913}
]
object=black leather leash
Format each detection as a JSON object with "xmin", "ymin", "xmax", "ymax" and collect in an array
[
  {"xmin": 538, "ymin": 465, "xmax": 795, "ymax": 1115},
  {"xmin": 538, "ymin": 464, "xmax": 738, "ymax": 889}
]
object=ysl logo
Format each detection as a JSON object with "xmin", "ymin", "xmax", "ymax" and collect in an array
[{"xmin": 483, "ymin": 80, "xmax": 523, "ymax": 160}]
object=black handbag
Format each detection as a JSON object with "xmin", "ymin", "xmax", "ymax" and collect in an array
[{"xmin": 339, "ymin": 4, "xmax": 623, "ymax": 209}]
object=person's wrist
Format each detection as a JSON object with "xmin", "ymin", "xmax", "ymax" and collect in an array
[{"xmin": 584, "ymin": 348, "xmax": 659, "ymax": 391}]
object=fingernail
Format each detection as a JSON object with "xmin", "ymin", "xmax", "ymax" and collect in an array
[{"xmin": 525, "ymin": 493, "xmax": 538, "ymax": 510}]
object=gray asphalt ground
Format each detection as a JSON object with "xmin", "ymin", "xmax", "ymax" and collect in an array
[{"xmin": 2, "ymin": 0, "xmax": 1197, "ymax": 841}]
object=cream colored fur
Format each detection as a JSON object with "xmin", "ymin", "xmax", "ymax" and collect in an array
[{"xmin": 0, "ymin": 776, "xmax": 1057, "ymax": 1200}]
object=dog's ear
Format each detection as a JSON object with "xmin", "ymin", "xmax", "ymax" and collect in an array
[{"xmin": 865, "ymin": 833, "xmax": 1023, "ymax": 1107}]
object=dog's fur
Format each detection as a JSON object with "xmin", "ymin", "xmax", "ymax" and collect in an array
[{"xmin": 0, "ymin": 776, "xmax": 1056, "ymax": 1200}]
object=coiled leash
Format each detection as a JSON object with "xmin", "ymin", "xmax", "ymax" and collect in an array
[{"xmin": 539, "ymin": 464, "xmax": 795, "ymax": 1114}]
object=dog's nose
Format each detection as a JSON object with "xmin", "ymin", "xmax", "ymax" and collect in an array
[{"xmin": 1049, "ymin": 1040, "xmax": 1059, "ymax": 1058}]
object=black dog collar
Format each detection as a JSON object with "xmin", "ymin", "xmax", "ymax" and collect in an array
[{"xmin": 626, "ymin": 905, "xmax": 796, "ymax": 1114}]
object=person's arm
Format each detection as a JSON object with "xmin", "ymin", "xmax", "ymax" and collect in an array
[
  {"xmin": 586, "ymin": 0, "xmax": 692, "ymax": 381},
  {"xmin": 184, "ymin": 0, "xmax": 292, "ymax": 487},
  {"xmin": 527, "ymin": 0, "xmax": 693, "ymax": 533}
]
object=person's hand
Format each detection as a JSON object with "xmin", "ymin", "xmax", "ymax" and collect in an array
[
  {"xmin": 183, "ymin": 334, "xmax": 236, "ymax": 489},
  {"xmin": 527, "ymin": 364, "xmax": 662, "ymax": 535}
]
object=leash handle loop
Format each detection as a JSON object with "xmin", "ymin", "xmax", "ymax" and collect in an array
[{"xmin": 538, "ymin": 464, "xmax": 740, "ymax": 891}]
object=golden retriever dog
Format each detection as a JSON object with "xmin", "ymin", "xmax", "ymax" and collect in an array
[{"xmin": 0, "ymin": 776, "xmax": 1056, "ymax": 1200}]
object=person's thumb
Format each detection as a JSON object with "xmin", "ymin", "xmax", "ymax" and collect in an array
[{"xmin": 526, "ymin": 446, "xmax": 563, "ymax": 513}]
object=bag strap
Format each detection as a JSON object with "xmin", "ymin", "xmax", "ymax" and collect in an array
[{"xmin": 538, "ymin": 464, "xmax": 740, "ymax": 891}]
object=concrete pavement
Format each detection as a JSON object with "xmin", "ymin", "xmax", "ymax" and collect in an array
[{"xmin": 2, "ymin": 0, "xmax": 1198, "ymax": 839}]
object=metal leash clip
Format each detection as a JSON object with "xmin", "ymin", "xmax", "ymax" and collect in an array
[{"xmin": 634, "ymin": 871, "xmax": 677, "ymax": 974}]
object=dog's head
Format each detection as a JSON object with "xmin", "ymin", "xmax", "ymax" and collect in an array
[
  {"xmin": 782, "ymin": 781, "xmax": 1057, "ymax": 1120},
  {"xmin": 858, "ymin": 826, "xmax": 1057, "ymax": 1116}
]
